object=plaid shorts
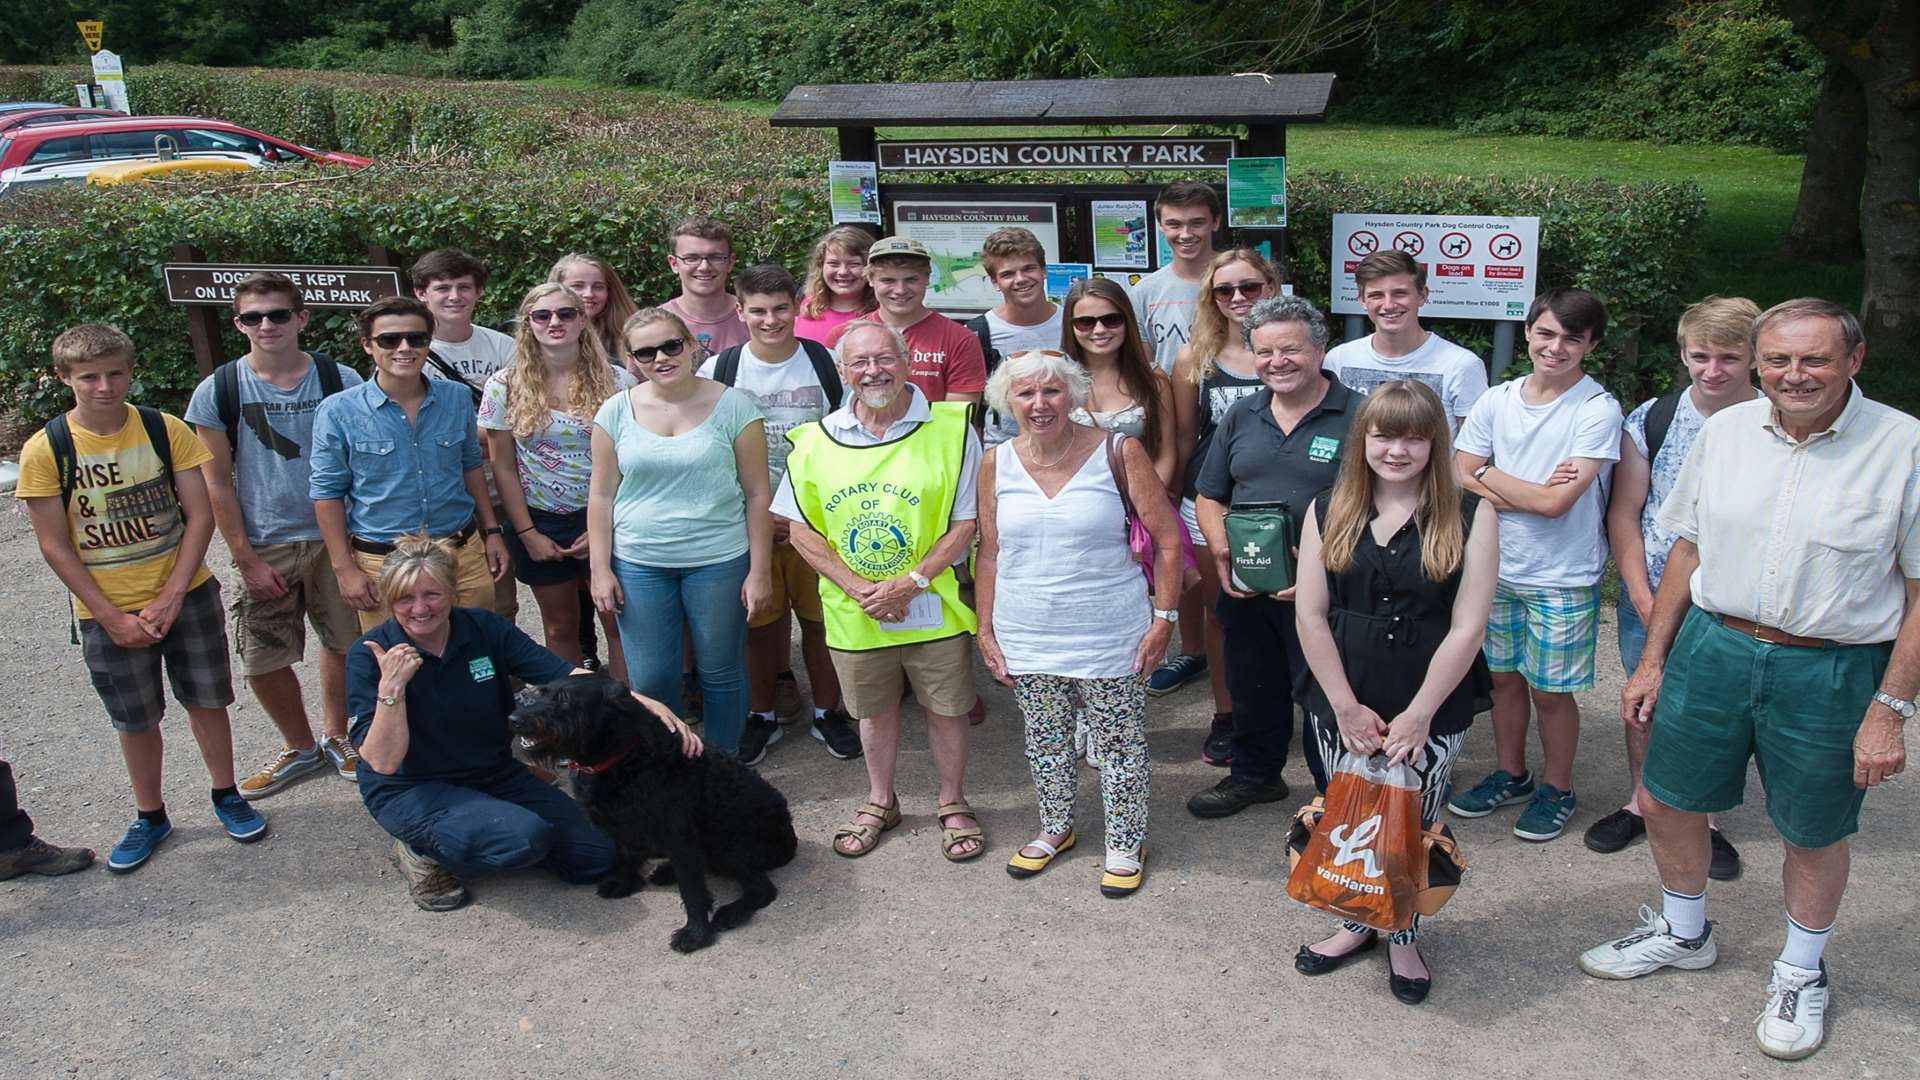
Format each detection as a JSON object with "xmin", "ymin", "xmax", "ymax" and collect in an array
[
  {"xmin": 80, "ymin": 579, "xmax": 236, "ymax": 733},
  {"xmin": 1483, "ymin": 582, "xmax": 1600, "ymax": 693}
]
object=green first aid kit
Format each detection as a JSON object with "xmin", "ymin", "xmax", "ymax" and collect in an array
[{"xmin": 1225, "ymin": 502, "xmax": 1296, "ymax": 594}]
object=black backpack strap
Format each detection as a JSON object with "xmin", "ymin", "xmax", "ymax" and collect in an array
[
  {"xmin": 44, "ymin": 413, "xmax": 77, "ymax": 509},
  {"xmin": 314, "ymin": 352, "xmax": 345, "ymax": 397},
  {"xmin": 134, "ymin": 406, "xmax": 176, "ymax": 497},
  {"xmin": 214, "ymin": 358, "xmax": 241, "ymax": 452},
  {"xmin": 798, "ymin": 339, "xmax": 843, "ymax": 411},
  {"xmin": 426, "ymin": 349, "xmax": 483, "ymax": 406},
  {"xmin": 711, "ymin": 345, "xmax": 744, "ymax": 387},
  {"xmin": 964, "ymin": 314, "xmax": 1004, "ymax": 374},
  {"xmin": 1643, "ymin": 388, "xmax": 1684, "ymax": 464}
]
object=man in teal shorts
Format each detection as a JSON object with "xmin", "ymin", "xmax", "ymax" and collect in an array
[{"xmin": 1578, "ymin": 299, "xmax": 1917, "ymax": 1062}]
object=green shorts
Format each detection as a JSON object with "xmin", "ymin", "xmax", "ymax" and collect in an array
[
  {"xmin": 1641, "ymin": 608, "xmax": 1891, "ymax": 850},
  {"xmin": 1483, "ymin": 582, "xmax": 1599, "ymax": 693}
]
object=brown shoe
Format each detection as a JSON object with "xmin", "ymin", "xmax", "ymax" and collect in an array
[
  {"xmin": 392, "ymin": 839, "xmax": 468, "ymax": 912},
  {"xmin": 773, "ymin": 675, "xmax": 808, "ymax": 726},
  {"xmin": 0, "ymin": 836, "xmax": 95, "ymax": 880}
]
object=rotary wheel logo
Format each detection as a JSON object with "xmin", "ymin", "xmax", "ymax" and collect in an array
[{"xmin": 844, "ymin": 513, "xmax": 915, "ymax": 576}]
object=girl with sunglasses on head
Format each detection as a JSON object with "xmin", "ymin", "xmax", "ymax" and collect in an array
[
  {"xmin": 548, "ymin": 253, "xmax": 640, "ymax": 362},
  {"xmin": 588, "ymin": 309, "xmax": 773, "ymax": 754},
  {"xmin": 478, "ymin": 283, "xmax": 636, "ymax": 682},
  {"xmin": 1155, "ymin": 248, "xmax": 1284, "ymax": 763},
  {"xmin": 795, "ymin": 227, "xmax": 876, "ymax": 346}
]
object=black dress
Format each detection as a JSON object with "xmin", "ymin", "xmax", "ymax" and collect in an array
[{"xmin": 1303, "ymin": 492, "xmax": 1489, "ymax": 737}]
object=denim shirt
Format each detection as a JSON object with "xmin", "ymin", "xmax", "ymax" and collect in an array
[{"xmin": 309, "ymin": 375, "xmax": 483, "ymax": 543}]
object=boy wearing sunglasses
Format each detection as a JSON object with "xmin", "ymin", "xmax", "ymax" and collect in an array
[
  {"xmin": 1323, "ymin": 250, "xmax": 1488, "ymax": 437},
  {"xmin": 1133, "ymin": 180, "xmax": 1223, "ymax": 375},
  {"xmin": 184, "ymin": 273, "xmax": 368, "ymax": 800},
  {"xmin": 310, "ymin": 297, "xmax": 510, "ymax": 631}
]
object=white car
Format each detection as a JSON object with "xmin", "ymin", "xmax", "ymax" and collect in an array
[{"xmin": 0, "ymin": 146, "xmax": 258, "ymax": 196}]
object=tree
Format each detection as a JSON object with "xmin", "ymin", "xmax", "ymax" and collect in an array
[
  {"xmin": 1778, "ymin": 0, "xmax": 1919, "ymax": 359},
  {"xmin": 1786, "ymin": 65, "xmax": 1866, "ymax": 261}
]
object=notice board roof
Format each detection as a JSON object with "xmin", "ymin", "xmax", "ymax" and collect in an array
[{"xmin": 771, "ymin": 75, "xmax": 1337, "ymax": 128}]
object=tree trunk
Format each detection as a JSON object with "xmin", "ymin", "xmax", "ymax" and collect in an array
[
  {"xmin": 1786, "ymin": 65, "xmax": 1865, "ymax": 261},
  {"xmin": 1855, "ymin": 2, "xmax": 1920, "ymax": 360}
]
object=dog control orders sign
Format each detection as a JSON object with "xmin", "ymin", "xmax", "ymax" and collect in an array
[
  {"xmin": 891, "ymin": 201, "xmax": 1061, "ymax": 313},
  {"xmin": 1331, "ymin": 214, "xmax": 1540, "ymax": 322}
]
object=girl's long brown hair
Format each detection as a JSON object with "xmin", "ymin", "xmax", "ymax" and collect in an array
[
  {"xmin": 799, "ymin": 227, "xmax": 876, "ymax": 320},
  {"xmin": 1060, "ymin": 277, "xmax": 1166, "ymax": 459},
  {"xmin": 1186, "ymin": 248, "xmax": 1283, "ymax": 385},
  {"xmin": 547, "ymin": 253, "xmax": 638, "ymax": 356},
  {"xmin": 502, "ymin": 283, "xmax": 623, "ymax": 441},
  {"xmin": 1320, "ymin": 380, "xmax": 1467, "ymax": 582}
]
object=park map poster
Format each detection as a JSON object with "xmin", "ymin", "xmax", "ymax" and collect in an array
[{"xmin": 890, "ymin": 201, "xmax": 1061, "ymax": 313}]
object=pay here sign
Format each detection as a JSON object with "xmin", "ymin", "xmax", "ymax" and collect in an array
[{"xmin": 1331, "ymin": 214, "xmax": 1539, "ymax": 322}]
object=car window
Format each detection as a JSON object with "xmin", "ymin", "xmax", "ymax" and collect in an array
[
  {"xmin": 26, "ymin": 136, "xmax": 86, "ymax": 164},
  {"xmin": 183, "ymin": 128, "xmax": 260, "ymax": 155},
  {"xmin": 89, "ymin": 129, "xmax": 169, "ymax": 158}
]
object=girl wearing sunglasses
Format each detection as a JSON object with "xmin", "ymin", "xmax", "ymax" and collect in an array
[
  {"xmin": 548, "ymin": 253, "xmax": 639, "ymax": 363},
  {"xmin": 587, "ymin": 309, "xmax": 773, "ymax": 754},
  {"xmin": 478, "ymin": 283, "xmax": 636, "ymax": 682},
  {"xmin": 1161, "ymin": 248, "xmax": 1283, "ymax": 763},
  {"xmin": 1060, "ymin": 279, "xmax": 1178, "ymax": 488}
]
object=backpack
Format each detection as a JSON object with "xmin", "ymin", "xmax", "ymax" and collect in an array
[
  {"xmin": 962, "ymin": 314, "xmax": 1005, "ymax": 376},
  {"xmin": 213, "ymin": 352, "xmax": 347, "ymax": 456},
  {"xmin": 709, "ymin": 339, "xmax": 844, "ymax": 411},
  {"xmin": 44, "ymin": 405, "xmax": 174, "ymax": 510},
  {"xmin": 1642, "ymin": 387, "xmax": 1684, "ymax": 465}
]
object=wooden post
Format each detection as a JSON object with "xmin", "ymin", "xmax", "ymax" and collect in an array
[
  {"xmin": 836, "ymin": 126, "xmax": 883, "ymax": 239},
  {"xmin": 174, "ymin": 242, "xmax": 226, "ymax": 379}
]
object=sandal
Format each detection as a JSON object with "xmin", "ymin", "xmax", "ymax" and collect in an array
[
  {"xmin": 1006, "ymin": 830, "xmax": 1076, "ymax": 879},
  {"xmin": 833, "ymin": 796, "xmax": 900, "ymax": 858},
  {"xmin": 936, "ymin": 800, "xmax": 986, "ymax": 862},
  {"xmin": 1100, "ymin": 847, "xmax": 1145, "ymax": 898}
]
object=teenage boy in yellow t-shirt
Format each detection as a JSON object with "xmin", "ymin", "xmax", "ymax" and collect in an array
[{"xmin": 16, "ymin": 324, "xmax": 266, "ymax": 875}]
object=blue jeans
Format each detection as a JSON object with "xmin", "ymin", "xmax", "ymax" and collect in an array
[
  {"xmin": 1617, "ymin": 590, "xmax": 1649, "ymax": 677},
  {"xmin": 611, "ymin": 553, "xmax": 749, "ymax": 753},
  {"xmin": 368, "ymin": 764, "xmax": 615, "ymax": 883}
]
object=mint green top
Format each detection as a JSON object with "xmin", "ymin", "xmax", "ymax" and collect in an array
[{"xmin": 592, "ymin": 386, "xmax": 764, "ymax": 569}]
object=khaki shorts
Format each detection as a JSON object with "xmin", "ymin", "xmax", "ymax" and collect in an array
[
  {"xmin": 749, "ymin": 541, "xmax": 823, "ymax": 630},
  {"xmin": 231, "ymin": 540, "xmax": 361, "ymax": 676},
  {"xmin": 832, "ymin": 634, "xmax": 977, "ymax": 720},
  {"xmin": 351, "ymin": 529, "xmax": 496, "ymax": 632}
]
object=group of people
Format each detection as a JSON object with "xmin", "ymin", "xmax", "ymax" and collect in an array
[{"xmin": 2, "ymin": 182, "xmax": 1909, "ymax": 1064}]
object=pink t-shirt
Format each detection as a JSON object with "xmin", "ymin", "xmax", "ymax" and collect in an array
[
  {"xmin": 794, "ymin": 300, "xmax": 863, "ymax": 347},
  {"xmin": 663, "ymin": 296, "xmax": 748, "ymax": 363},
  {"xmin": 858, "ymin": 310, "xmax": 987, "ymax": 401}
]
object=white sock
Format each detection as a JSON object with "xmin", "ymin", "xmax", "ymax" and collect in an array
[
  {"xmin": 752, "ymin": 710, "xmax": 774, "ymax": 723},
  {"xmin": 1779, "ymin": 915, "xmax": 1831, "ymax": 972},
  {"xmin": 1661, "ymin": 887, "xmax": 1708, "ymax": 940}
]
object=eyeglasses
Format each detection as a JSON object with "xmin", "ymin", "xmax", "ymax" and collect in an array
[
  {"xmin": 235, "ymin": 308, "xmax": 296, "ymax": 327},
  {"xmin": 627, "ymin": 337, "xmax": 688, "ymax": 363},
  {"xmin": 1211, "ymin": 281, "xmax": 1266, "ymax": 301},
  {"xmin": 371, "ymin": 331, "xmax": 432, "ymax": 349},
  {"xmin": 672, "ymin": 253, "xmax": 733, "ymax": 267},
  {"xmin": 528, "ymin": 307, "xmax": 581, "ymax": 325},
  {"xmin": 1071, "ymin": 312, "xmax": 1128, "ymax": 332},
  {"xmin": 841, "ymin": 353, "xmax": 903, "ymax": 371}
]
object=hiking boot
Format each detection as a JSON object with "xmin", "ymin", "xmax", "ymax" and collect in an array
[
  {"xmin": 1579, "ymin": 904, "xmax": 1718, "ymax": 980},
  {"xmin": 1583, "ymin": 808, "xmax": 1645, "ymax": 853},
  {"xmin": 1187, "ymin": 776, "xmax": 1288, "ymax": 819},
  {"xmin": 1146, "ymin": 653, "xmax": 1206, "ymax": 697},
  {"xmin": 0, "ymin": 837, "xmax": 95, "ymax": 881},
  {"xmin": 1709, "ymin": 828, "xmax": 1742, "ymax": 881},
  {"xmin": 214, "ymin": 794, "xmax": 269, "ymax": 843},
  {"xmin": 107, "ymin": 817, "xmax": 172, "ymax": 874},
  {"xmin": 1201, "ymin": 713, "xmax": 1234, "ymax": 766},
  {"xmin": 773, "ymin": 673, "xmax": 807, "ymax": 725},
  {"xmin": 811, "ymin": 708, "xmax": 863, "ymax": 760},
  {"xmin": 393, "ymin": 838, "xmax": 468, "ymax": 912},
  {"xmin": 738, "ymin": 714, "xmax": 784, "ymax": 767},
  {"xmin": 1446, "ymin": 769, "xmax": 1535, "ymax": 818},
  {"xmin": 237, "ymin": 744, "xmax": 324, "ymax": 800},
  {"xmin": 1756, "ymin": 960, "xmax": 1828, "ymax": 1060},
  {"xmin": 1512, "ymin": 784, "xmax": 1576, "ymax": 841},
  {"xmin": 321, "ymin": 734, "xmax": 361, "ymax": 782}
]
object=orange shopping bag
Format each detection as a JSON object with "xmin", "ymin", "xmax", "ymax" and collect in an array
[{"xmin": 1285, "ymin": 752, "xmax": 1425, "ymax": 931}]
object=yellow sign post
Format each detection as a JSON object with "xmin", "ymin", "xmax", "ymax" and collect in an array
[{"xmin": 76, "ymin": 21, "xmax": 104, "ymax": 52}]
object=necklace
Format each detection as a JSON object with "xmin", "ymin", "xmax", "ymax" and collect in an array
[{"xmin": 1024, "ymin": 431, "xmax": 1076, "ymax": 469}]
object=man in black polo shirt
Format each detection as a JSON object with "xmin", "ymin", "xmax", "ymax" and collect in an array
[{"xmin": 1189, "ymin": 295, "xmax": 1357, "ymax": 818}]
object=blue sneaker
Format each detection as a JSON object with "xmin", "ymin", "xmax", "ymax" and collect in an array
[
  {"xmin": 213, "ymin": 794, "xmax": 269, "ymax": 843},
  {"xmin": 107, "ymin": 818, "xmax": 173, "ymax": 874},
  {"xmin": 1146, "ymin": 653, "xmax": 1207, "ymax": 697},
  {"xmin": 1446, "ymin": 769, "xmax": 1536, "ymax": 818},
  {"xmin": 1513, "ymin": 784, "xmax": 1577, "ymax": 842}
]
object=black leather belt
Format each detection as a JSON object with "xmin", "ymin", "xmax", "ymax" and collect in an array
[{"xmin": 350, "ymin": 518, "xmax": 478, "ymax": 556}]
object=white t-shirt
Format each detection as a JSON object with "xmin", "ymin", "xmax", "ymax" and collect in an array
[
  {"xmin": 697, "ymin": 342, "xmax": 830, "ymax": 486},
  {"xmin": 428, "ymin": 325, "xmax": 516, "ymax": 387},
  {"xmin": 1456, "ymin": 374, "xmax": 1623, "ymax": 588},
  {"xmin": 980, "ymin": 307, "xmax": 1065, "ymax": 447},
  {"xmin": 1130, "ymin": 265, "xmax": 1202, "ymax": 375},
  {"xmin": 1323, "ymin": 331, "xmax": 1489, "ymax": 436}
]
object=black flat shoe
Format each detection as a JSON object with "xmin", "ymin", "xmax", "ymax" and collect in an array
[
  {"xmin": 1708, "ymin": 828, "xmax": 1742, "ymax": 881},
  {"xmin": 1388, "ymin": 947, "xmax": 1431, "ymax": 1005},
  {"xmin": 1294, "ymin": 931, "xmax": 1378, "ymax": 975}
]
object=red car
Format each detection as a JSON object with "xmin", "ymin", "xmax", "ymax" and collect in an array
[
  {"xmin": 0, "ymin": 106, "xmax": 121, "ymax": 133},
  {"xmin": 0, "ymin": 116, "xmax": 372, "ymax": 174}
]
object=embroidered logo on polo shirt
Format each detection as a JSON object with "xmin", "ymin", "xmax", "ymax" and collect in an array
[
  {"xmin": 469, "ymin": 657, "xmax": 496, "ymax": 683},
  {"xmin": 1308, "ymin": 435, "xmax": 1341, "ymax": 463}
]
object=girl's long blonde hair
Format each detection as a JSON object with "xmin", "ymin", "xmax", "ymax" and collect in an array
[
  {"xmin": 1186, "ymin": 248, "xmax": 1283, "ymax": 385},
  {"xmin": 547, "ymin": 252, "xmax": 638, "ymax": 355},
  {"xmin": 799, "ymin": 226, "xmax": 876, "ymax": 320},
  {"xmin": 1319, "ymin": 380, "xmax": 1467, "ymax": 582},
  {"xmin": 502, "ymin": 282, "xmax": 623, "ymax": 441}
]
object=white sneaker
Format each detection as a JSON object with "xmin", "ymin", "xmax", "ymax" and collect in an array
[
  {"xmin": 1578, "ymin": 904, "xmax": 1718, "ymax": 979},
  {"xmin": 1756, "ymin": 960, "xmax": 1828, "ymax": 1060}
]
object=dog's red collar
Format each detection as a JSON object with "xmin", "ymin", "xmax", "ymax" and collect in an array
[{"xmin": 567, "ymin": 741, "xmax": 642, "ymax": 775}]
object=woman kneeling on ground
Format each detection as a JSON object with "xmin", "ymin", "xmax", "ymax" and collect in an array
[
  {"xmin": 1292, "ymin": 380, "xmax": 1497, "ymax": 1003},
  {"xmin": 974, "ymin": 349, "xmax": 1182, "ymax": 897},
  {"xmin": 349, "ymin": 534, "xmax": 699, "ymax": 912}
]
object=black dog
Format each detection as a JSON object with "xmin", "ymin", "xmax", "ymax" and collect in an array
[{"xmin": 509, "ymin": 674, "xmax": 798, "ymax": 953}]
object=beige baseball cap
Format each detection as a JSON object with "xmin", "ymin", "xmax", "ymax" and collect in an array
[{"xmin": 866, "ymin": 235, "xmax": 932, "ymax": 261}]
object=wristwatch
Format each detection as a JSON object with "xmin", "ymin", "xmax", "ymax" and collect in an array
[
  {"xmin": 1873, "ymin": 690, "xmax": 1916, "ymax": 721},
  {"xmin": 1473, "ymin": 463, "xmax": 1494, "ymax": 481},
  {"xmin": 482, "ymin": 525, "xmax": 505, "ymax": 537},
  {"xmin": 1152, "ymin": 608, "xmax": 1180, "ymax": 624},
  {"xmin": 378, "ymin": 692, "xmax": 399, "ymax": 707},
  {"xmin": 908, "ymin": 571, "xmax": 931, "ymax": 591}
]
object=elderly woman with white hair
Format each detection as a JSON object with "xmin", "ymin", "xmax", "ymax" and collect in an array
[{"xmin": 975, "ymin": 349, "xmax": 1183, "ymax": 896}]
